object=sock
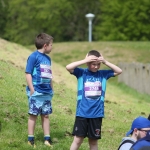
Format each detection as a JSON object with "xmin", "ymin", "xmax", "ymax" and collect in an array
[
  {"xmin": 44, "ymin": 135, "xmax": 50, "ymax": 141},
  {"xmin": 28, "ymin": 135, "xmax": 34, "ymax": 141}
]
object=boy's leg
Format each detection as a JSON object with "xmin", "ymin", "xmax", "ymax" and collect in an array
[
  {"xmin": 28, "ymin": 114, "xmax": 37, "ymax": 135},
  {"xmin": 41, "ymin": 114, "xmax": 50, "ymax": 135},
  {"xmin": 70, "ymin": 136, "xmax": 84, "ymax": 150},
  {"xmin": 28, "ymin": 114, "xmax": 37, "ymax": 147},
  {"xmin": 70, "ymin": 117, "xmax": 88, "ymax": 150},
  {"xmin": 41, "ymin": 114, "xmax": 52, "ymax": 146},
  {"xmin": 88, "ymin": 138, "xmax": 98, "ymax": 150},
  {"xmin": 27, "ymin": 92, "xmax": 41, "ymax": 147},
  {"xmin": 41, "ymin": 96, "xmax": 53, "ymax": 146},
  {"xmin": 87, "ymin": 118, "xmax": 102, "ymax": 150}
]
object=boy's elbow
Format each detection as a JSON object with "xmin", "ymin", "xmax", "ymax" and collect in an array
[
  {"xmin": 66, "ymin": 65, "xmax": 74, "ymax": 73},
  {"xmin": 66, "ymin": 65, "xmax": 70, "ymax": 71},
  {"xmin": 114, "ymin": 69, "xmax": 122, "ymax": 76},
  {"xmin": 117, "ymin": 69, "xmax": 123, "ymax": 75},
  {"xmin": 66, "ymin": 65, "xmax": 71, "ymax": 72},
  {"xmin": 119, "ymin": 69, "xmax": 123, "ymax": 74}
]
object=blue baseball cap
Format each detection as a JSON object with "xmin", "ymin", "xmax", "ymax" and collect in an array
[{"xmin": 126, "ymin": 116, "xmax": 150, "ymax": 136}]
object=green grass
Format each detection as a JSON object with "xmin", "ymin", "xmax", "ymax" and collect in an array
[
  {"xmin": 0, "ymin": 39, "xmax": 150, "ymax": 149},
  {"xmin": 49, "ymin": 41, "xmax": 150, "ymax": 66},
  {"xmin": 0, "ymin": 60, "xmax": 76, "ymax": 150}
]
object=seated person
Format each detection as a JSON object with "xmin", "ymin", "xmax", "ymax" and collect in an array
[
  {"xmin": 130, "ymin": 130, "xmax": 150, "ymax": 150},
  {"xmin": 118, "ymin": 116, "xmax": 150, "ymax": 150}
]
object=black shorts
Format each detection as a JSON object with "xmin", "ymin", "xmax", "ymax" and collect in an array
[{"xmin": 72, "ymin": 117, "xmax": 102, "ymax": 139}]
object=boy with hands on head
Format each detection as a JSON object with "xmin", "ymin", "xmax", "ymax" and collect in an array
[{"xmin": 66, "ymin": 50, "xmax": 122, "ymax": 150}]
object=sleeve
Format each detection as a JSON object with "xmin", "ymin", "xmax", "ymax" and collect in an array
[
  {"xmin": 25, "ymin": 54, "xmax": 36, "ymax": 74},
  {"xmin": 72, "ymin": 67, "xmax": 84, "ymax": 78},
  {"xmin": 101, "ymin": 70, "xmax": 114, "ymax": 80}
]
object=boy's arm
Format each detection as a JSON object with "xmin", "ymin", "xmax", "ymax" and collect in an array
[
  {"xmin": 25, "ymin": 73, "xmax": 35, "ymax": 95},
  {"xmin": 66, "ymin": 60, "xmax": 87, "ymax": 73},
  {"xmin": 98, "ymin": 54, "xmax": 122, "ymax": 76},
  {"xmin": 103, "ymin": 60, "xmax": 122, "ymax": 76},
  {"xmin": 66, "ymin": 55, "xmax": 98, "ymax": 73}
]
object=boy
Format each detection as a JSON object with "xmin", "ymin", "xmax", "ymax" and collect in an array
[
  {"xmin": 66, "ymin": 50, "xmax": 122, "ymax": 150},
  {"xmin": 25, "ymin": 33, "xmax": 54, "ymax": 147}
]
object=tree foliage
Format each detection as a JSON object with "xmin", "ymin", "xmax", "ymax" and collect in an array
[
  {"xmin": 95, "ymin": 0, "xmax": 150, "ymax": 41},
  {"xmin": 0, "ymin": 0, "xmax": 8, "ymax": 37},
  {"xmin": 2, "ymin": 0, "xmax": 101, "ymax": 45},
  {"xmin": 0, "ymin": 0, "xmax": 150, "ymax": 45}
]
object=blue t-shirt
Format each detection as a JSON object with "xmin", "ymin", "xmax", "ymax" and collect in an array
[
  {"xmin": 72, "ymin": 68, "xmax": 114, "ymax": 118},
  {"xmin": 25, "ymin": 50, "xmax": 53, "ymax": 94}
]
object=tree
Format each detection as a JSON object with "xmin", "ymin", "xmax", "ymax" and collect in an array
[
  {"xmin": 3, "ymin": 0, "xmax": 101, "ymax": 45},
  {"xmin": 0, "ymin": 0, "xmax": 8, "ymax": 37},
  {"xmin": 94, "ymin": 0, "xmax": 150, "ymax": 41}
]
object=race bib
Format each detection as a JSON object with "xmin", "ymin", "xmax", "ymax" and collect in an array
[
  {"xmin": 40, "ymin": 64, "xmax": 52, "ymax": 79},
  {"xmin": 84, "ymin": 81, "xmax": 101, "ymax": 98}
]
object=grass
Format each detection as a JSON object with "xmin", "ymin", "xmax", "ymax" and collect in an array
[
  {"xmin": 0, "ymin": 38, "xmax": 150, "ymax": 149},
  {"xmin": 50, "ymin": 41, "xmax": 150, "ymax": 66}
]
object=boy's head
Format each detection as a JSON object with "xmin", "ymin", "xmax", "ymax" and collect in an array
[
  {"xmin": 35, "ymin": 33, "xmax": 53, "ymax": 50},
  {"xmin": 87, "ymin": 50, "xmax": 101, "ymax": 57},
  {"xmin": 87, "ymin": 50, "xmax": 101, "ymax": 72}
]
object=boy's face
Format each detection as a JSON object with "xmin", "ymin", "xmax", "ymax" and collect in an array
[
  {"xmin": 44, "ymin": 40, "xmax": 53, "ymax": 54},
  {"xmin": 87, "ymin": 61, "xmax": 101, "ymax": 72}
]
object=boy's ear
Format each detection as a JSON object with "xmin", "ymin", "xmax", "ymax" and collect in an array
[{"xmin": 43, "ymin": 43, "xmax": 47, "ymax": 49}]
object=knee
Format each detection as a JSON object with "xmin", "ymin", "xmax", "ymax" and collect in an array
[
  {"xmin": 74, "ymin": 140, "xmax": 82, "ymax": 145},
  {"xmin": 73, "ymin": 137, "xmax": 84, "ymax": 145},
  {"xmin": 42, "ymin": 115, "xmax": 49, "ymax": 118},
  {"xmin": 89, "ymin": 139, "xmax": 97, "ymax": 146}
]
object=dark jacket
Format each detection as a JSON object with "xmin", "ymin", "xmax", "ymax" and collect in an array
[{"xmin": 130, "ymin": 130, "xmax": 150, "ymax": 150}]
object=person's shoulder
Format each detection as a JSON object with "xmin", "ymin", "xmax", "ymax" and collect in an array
[
  {"xmin": 131, "ymin": 140, "xmax": 150, "ymax": 149},
  {"xmin": 98, "ymin": 69, "xmax": 113, "ymax": 72},
  {"xmin": 28, "ymin": 50, "xmax": 38, "ymax": 57},
  {"xmin": 72, "ymin": 67, "xmax": 85, "ymax": 75},
  {"xmin": 119, "ymin": 142, "xmax": 134, "ymax": 150},
  {"xmin": 75, "ymin": 67, "xmax": 85, "ymax": 71},
  {"xmin": 45, "ymin": 53, "xmax": 51, "ymax": 59},
  {"xmin": 119, "ymin": 137, "xmax": 135, "ymax": 150}
]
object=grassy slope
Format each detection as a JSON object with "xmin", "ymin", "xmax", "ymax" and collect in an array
[
  {"xmin": 0, "ymin": 39, "xmax": 150, "ymax": 150},
  {"xmin": 50, "ymin": 41, "xmax": 150, "ymax": 67}
]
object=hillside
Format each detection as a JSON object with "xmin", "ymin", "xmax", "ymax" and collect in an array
[
  {"xmin": 50, "ymin": 41, "xmax": 150, "ymax": 67},
  {"xmin": 0, "ymin": 38, "xmax": 150, "ymax": 150},
  {"xmin": 0, "ymin": 38, "xmax": 77, "ymax": 90}
]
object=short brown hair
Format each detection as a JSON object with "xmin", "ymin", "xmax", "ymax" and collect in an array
[
  {"xmin": 35, "ymin": 33, "xmax": 53, "ymax": 49},
  {"xmin": 88, "ymin": 50, "xmax": 101, "ymax": 57}
]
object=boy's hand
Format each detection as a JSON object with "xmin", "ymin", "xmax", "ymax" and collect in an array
[
  {"xmin": 85, "ymin": 55, "xmax": 98, "ymax": 63},
  {"xmin": 98, "ymin": 54, "xmax": 106, "ymax": 64},
  {"xmin": 30, "ymin": 90, "xmax": 35, "ymax": 96}
]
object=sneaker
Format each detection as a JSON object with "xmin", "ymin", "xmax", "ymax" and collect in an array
[
  {"xmin": 28, "ymin": 140, "xmax": 36, "ymax": 148},
  {"xmin": 44, "ymin": 139, "xmax": 53, "ymax": 147}
]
